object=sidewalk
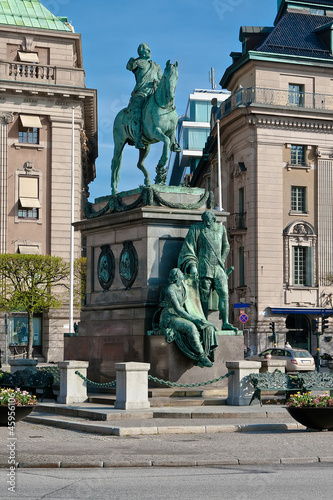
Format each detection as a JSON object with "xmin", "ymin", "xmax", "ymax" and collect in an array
[{"xmin": 1, "ymin": 400, "xmax": 333, "ymax": 468}]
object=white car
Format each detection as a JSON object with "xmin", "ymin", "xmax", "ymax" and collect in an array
[{"xmin": 247, "ymin": 347, "xmax": 315, "ymax": 372}]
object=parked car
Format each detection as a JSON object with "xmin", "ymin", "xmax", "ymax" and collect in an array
[{"xmin": 246, "ymin": 347, "xmax": 315, "ymax": 372}]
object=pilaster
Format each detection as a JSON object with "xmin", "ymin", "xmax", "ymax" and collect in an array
[{"xmin": 0, "ymin": 112, "xmax": 13, "ymax": 254}]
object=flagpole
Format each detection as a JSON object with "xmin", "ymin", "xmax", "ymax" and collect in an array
[
  {"xmin": 69, "ymin": 106, "xmax": 75, "ymax": 335},
  {"xmin": 217, "ymin": 119, "xmax": 223, "ymax": 211}
]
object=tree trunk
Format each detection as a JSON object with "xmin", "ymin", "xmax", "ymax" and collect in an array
[{"xmin": 27, "ymin": 311, "xmax": 34, "ymax": 359}]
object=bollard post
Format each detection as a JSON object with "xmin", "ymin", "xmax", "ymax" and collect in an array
[
  {"xmin": 57, "ymin": 360, "xmax": 89, "ymax": 404},
  {"xmin": 226, "ymin": 360, "xmax": 261, "ymax": 406},
  {"xmin": 114, "ymin": 362, "xmax": 150, "ymax": 410}
]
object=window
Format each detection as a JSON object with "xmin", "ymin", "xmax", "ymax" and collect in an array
[
  {"xmin": 183, "ymin": 127, "xmax": 210, "ymax": 150},
  {"xmin": 290, "ymin": 145, "xmax": 305, "ymax": 165},
  {"xmin": 9, "ymin": 315, "xmax": 42, "ymax": 347},
  {"xmin": 18, "ymin": 207, "xmax": 38, "ymax": 218},
  {"xmin": 293, "ymin": 246, "xmax": 306, "ymax": 285},
  {"xmin": 239, "ymin": 246, "xmax": 245, "ymax": 287},
  {"xmin": 291, "ymin": 186, "xmax": 306, "ymax": 213},
  {"xmin": 18, "ymin": 115, "xmax": 42, "ymax": 144},
  {"xmin": 289, "ymin": 84, "xmax": 304, "ymax": 107},
  {"xmin": 284, "ymin": 222, "xmax": 316, "ymax": 289},
  {"xmin": 238, "ymin": 188, "xmax": 246, "ymax": 229},
  {"xmin": 310, "ymin": 9, "xmax": 325, "ymax": 15},
  {"xmin": 189, "ymin": 100, "xmax": 211, "ymax": 122},
  {"xmin": 18, "ymin": 176, "xmax": 40, "ymax": 219},
  {"xmin": 19, "ymin": 127, "xmax": 39, "ymax": 144},
  {"xmin": 292, "ymin": 246, "xmax": 313, "ymax": 286}
]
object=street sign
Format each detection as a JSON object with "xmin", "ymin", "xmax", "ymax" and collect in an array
[
  {"xmin": 234, "ymin": 303, "xmax": 250, "ymax": 309},
  {"xmin": 239, "ymin": 313, "xmax": 249, "ymax": 324}
]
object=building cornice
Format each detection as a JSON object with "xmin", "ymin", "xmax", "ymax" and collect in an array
[
  {"xmin": 247, "ymin": 114, "xmax": 333, "ymax": 132},
  {"xmin": 0, "ymin": 81, "xmax": 97, "ymax": 147},
  {"xmin": 220, "ymin": 50, "xmax": 333, "ymax": 88}
]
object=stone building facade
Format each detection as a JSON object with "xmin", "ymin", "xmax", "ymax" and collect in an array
[
  {"xmin": 0, "ymin": 0, "xmax": 97, "ymax": 361},
  {"xmin": 190, "ymin": 0, "xmax": 333, "ymax": 357}
]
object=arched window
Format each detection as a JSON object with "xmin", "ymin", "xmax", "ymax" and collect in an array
[{"xmin": 284, "ymin": 221, "xmax": 317, "ymax": 287}]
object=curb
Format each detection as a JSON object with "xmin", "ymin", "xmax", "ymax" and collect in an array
[
  {"xmin": 0, "ymin": 456, "xmax": 332, "ymax": 469},
  {"xmin": 25, "ymin": 414, "xmax": 304, "ymax": 436}
]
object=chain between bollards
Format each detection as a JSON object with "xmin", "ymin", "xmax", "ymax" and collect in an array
[
  {"xmin": 75, "ymin": 370, "xmax": 116, "ymax": 388},
  {"xmin": 75, "ymin": 370, "xmax": 234, "ymax": 389}
]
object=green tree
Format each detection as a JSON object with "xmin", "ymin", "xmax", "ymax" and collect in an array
[{"xmin": 0, "ymin": 254, "xmax": 70, "ymax": 358}]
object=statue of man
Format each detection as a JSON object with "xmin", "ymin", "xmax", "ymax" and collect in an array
[
  {"xmin": 178, "ymin": 210, "xmax": 237, "ymax": 331},
  {"xmin": 126, "ymin": 43, "xmax": 162, "ymax": 149},
  {"xmin": 155, "ymin": 268, "xmax": 217, "ymax": 367}
]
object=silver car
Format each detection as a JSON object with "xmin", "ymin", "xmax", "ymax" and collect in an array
[{"xmin": 247, "ymin": 347, "xmax": 315, "ymax": 372}]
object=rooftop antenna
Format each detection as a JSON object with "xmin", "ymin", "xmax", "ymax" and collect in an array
[{"xmin": 209, "ymin": 67, "xmax": 216, "ymax": 90}]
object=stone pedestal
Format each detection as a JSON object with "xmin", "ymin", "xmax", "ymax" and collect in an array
[
  {"xmin": 57, "ymin": 360, "xmax": 89, "ymax": 404},
  {"xmin": 114, "ymin": 362, "xmax": 150, "ymax": 410},
  {"xmin": 226, "ymin": 360, "xmax": 261, "ymax": 406},
  {"xmin": 9, "ymin": 359, "xmax": 38, "ymax": 374},
  {"xmin": 66, "ymin": 187, "xmax": 240, "ymax": 384},
  {"xmin": 146, "ymin": 333, "xmax": 244, "ymax": 387}
]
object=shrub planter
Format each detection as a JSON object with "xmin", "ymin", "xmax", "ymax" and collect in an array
[
  {"xmin": 0, "ymin": 405, "xmax": 35, "ymax": 426},
  {"xmin": 286, "ymin": 406, "xmax": 333, "ymax": 430}
]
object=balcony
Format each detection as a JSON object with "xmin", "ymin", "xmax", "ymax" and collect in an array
[
  {"xmin": 211, "ymin": 87, "xmax": 333, "ymax": 126},
  {"xmin": 0, "ymin": 61, "xmax": 85, "ymax": 87},
  {"xmin": 228, "ymin": 213, "xmax": 247, "ymax": 232},
  {"xmin": 8, "ymin": 62, "xmax": 55, "ymax": 81}
]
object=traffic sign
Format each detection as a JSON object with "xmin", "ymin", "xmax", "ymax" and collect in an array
[{"xmin": 239, "ymin": 313, "xmax": 249, "ymax": 324}]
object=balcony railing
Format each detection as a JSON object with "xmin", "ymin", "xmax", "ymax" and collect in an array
[
  {"xmin": 8, "ymin": 63, "xmax": 55, "ymax": 81},
  {"xmin": 228, "ymin": 212, "xmax": 247, "ymax": 232},
  {"xmin": 0, "ymin": 61, "xmax": 85, "ymax": 87},
  {"xmin": 211, "ymin": 87, "xmax": 333, "ymax": 126}
]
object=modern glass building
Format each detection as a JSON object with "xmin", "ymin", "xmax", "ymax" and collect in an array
[{"xmin": 168, "ymin": 89, "xmax": 229, "ymax": 186}]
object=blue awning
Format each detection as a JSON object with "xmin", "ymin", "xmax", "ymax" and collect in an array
[{"xmin": 270, "ymin": 308, "xmax": 333, "ymax": 315}]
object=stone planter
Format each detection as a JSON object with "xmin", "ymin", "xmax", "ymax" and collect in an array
[
  {"xmin": 286, "ymin": 406, "xmax": 333, "ymax": 431},
  {"xmin": 0, "ymin": 405, "xmax": 35, "ymax": 426}
]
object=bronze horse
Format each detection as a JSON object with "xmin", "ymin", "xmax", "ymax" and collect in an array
[{"xmin": 111, "ymin": 60, "xmax": 179, "ymax": 194}]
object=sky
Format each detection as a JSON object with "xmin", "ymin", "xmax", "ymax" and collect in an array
[{"xmin": 43, "ymin": 0, "xmax": 278, "ymax": 201}]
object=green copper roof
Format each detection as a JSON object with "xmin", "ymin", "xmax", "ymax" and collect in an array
[{"xmin": 0, "ymin": 0, "xmax": 72, "ymax": 31}]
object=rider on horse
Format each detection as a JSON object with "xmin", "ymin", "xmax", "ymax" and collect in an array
[{"xmin": 126, "ymin": 43, "xmax": 162, "ymax": 149}]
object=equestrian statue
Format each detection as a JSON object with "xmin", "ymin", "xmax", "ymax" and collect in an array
[{"xmin": 111, "ymin": 43, "xmax": 180, "ymax": 195}]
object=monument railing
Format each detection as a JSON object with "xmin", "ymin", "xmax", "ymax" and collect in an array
[{"xmin": 75, "ymin": 370, "xmax": 235, "ymax": 389}]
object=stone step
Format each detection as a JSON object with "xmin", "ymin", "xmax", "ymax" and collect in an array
[
  {"xmin": 89, "ymin": 387, "xmax": 228, "ymax": 398},
  {"xmin": 88, "ymin": 395, "xmax": 228, "ymax": 407}
]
